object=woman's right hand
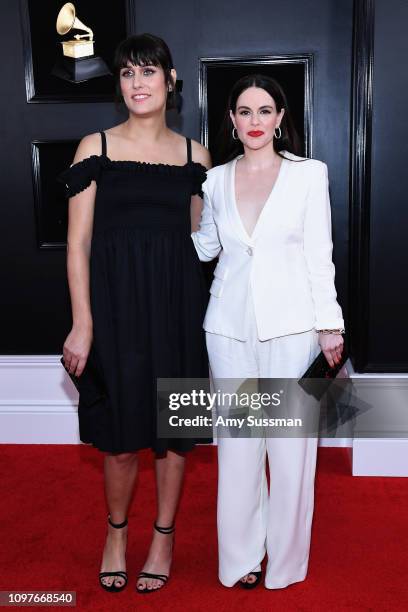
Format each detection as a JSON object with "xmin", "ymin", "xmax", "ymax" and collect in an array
[{"xmin": 63, "ymin": 325, "xmax": 93, "ymax": 377}]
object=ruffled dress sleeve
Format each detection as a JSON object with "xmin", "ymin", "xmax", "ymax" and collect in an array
[
  {"xmin": 57, "ymin": 155, "xmax": 102, "ymax": 198},
  {"xmin": 191, "ymin": 163, "xmax": 208, "ymax": 198}
]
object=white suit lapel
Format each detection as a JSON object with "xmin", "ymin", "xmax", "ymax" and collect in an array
[
  {"xmin": 224, "ymin": 156, "xmax": 254, "ymax": 247},
  {"xmin": 251, "ymin": 153, "xmax": 290, "ymax": 241},
  {"xmin": 224, "ymin": 152, "xmax": 291, "ymax": 245}
]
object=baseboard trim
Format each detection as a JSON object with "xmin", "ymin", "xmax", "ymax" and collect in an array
[{"xmin": 2, "ymin": 355, "xmax": 407, "ymax": 479}]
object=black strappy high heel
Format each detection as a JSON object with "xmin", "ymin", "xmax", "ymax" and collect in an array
[
  {"xmin": 239, "ymin": 570, "xmax": 262, "ymax": 590},
  {"xmin": 99, "ymin": 515, "xmax": 128, "ymax": 593},
  {"xmin": 136, "ymin": 522, "xmax": 175, "ymax": 594}
]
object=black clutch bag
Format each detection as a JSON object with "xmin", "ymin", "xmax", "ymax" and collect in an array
[
  {"xmin": 298, "ymin": 347, "xmax": 349, "ymax": 400},
  {"xmin": 60, "ymin": 356, "xmax": 80, "ymax": 391},
  {"xmin": 301, "ymin": 348, "xmax": 348, "ymax": 379},
  {"xmin": 60, "ymin": 351, "xmax": 106, "ymax": 407}
]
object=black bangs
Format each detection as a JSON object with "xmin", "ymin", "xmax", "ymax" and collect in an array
[
  {"xmin": 113, "ymin": 33, "xmax": 174, "ymax": 74},
  {"xmin": 112, "ymin": 33, "xmax": 178, "ymax": 111}
]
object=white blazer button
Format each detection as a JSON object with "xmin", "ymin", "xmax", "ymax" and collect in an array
[{"xmin": 246, "ymin": 247, "xmax": 253, "ymax": 256}]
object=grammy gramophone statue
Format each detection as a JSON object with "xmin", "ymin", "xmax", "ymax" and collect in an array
[{"xmin": 51, "ymin": 2, "xmax": 112, "ymax": 83}]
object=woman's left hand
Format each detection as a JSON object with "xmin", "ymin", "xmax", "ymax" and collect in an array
[{"xmin": 318, "ymin": 332, "xmax": 344, "ymax": 368}]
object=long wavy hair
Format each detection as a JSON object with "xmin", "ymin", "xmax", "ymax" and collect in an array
[{"xmin": 215, "ymin": 74, "xmax": 303, "ymax": 165}]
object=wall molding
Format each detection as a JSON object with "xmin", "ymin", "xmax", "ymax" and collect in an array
[
  {"xmin": 2, "ymin": 356, "xmax": 406, "ymax": 478},
  {"xmin": 0, "ymin": 355, "xmax": 351, "ymax": 448},
  {"xmin": 0, "ymin": 355, "xmax": 79, "ymax": 444},
  {"xmin": 349, "ymin": 0, "xmax": 375, "ymax": 372}
]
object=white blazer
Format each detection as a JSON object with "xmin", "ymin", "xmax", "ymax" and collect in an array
[{"xmin": 191, "ymin": 151, "xmax": 345, "ymax": 341}]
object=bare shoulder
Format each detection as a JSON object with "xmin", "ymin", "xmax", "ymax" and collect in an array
[
  {"xmin": 190, "ymin": 139, "xmax": 212, "ymax": 169},
  {"xmin": 72, "ymin": 132, "xmax": 103, "ymax": 164}
]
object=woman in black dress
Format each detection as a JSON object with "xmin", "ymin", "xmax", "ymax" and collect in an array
[{"xmin": 59, "ymin": 33, "xmax": 211, "ymax": 594}]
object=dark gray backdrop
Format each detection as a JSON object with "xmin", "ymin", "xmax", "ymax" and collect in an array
[
  {"xmin": 1, "ymin": 0, "xmax": 405, "ymax": 373},
  {"xmin": 367, "ymin": 0, "xmax": 408, "ymax": 370}
]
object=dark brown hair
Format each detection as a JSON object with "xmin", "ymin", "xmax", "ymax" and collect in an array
[
  {"xmin": 113, "ymin": 33, "xmax": 177, "ymax": 110},
  {"xmin": 216, "ymin": 74, "xmax": 303, "ymax": 164}
]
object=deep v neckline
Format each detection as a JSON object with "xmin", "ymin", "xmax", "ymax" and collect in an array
[{"xmin": 232, "ymin": 152, "xmax": 288, "ymax": 241}]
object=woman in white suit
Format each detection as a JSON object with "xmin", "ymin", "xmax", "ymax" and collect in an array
[{"xmin": 192, "ymin": 74, "xmax": 344, "ymax": 590}]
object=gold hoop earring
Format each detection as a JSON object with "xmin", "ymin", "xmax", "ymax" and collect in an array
[
  {"xmin": 232, "ymin": 127, "xmax": 239, "ymax": 140},
  {"xmin": 274, "ymin": 126, "xmax": 282, "ymax": 139}
]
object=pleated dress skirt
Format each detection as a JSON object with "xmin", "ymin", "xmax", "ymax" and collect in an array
[{"xmin": 58, "ymin": 135, "xmax": 210, "ymax": 453}]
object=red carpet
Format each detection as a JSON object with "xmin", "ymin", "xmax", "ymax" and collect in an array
[{"xmin": 1, "ymin": 445, "xmax": 407, "ymax": 611}]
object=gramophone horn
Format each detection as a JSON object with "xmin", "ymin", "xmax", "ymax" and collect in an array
[{"xmin": 56, "ymin": 2, "xmax": 93, "ymax": 39}]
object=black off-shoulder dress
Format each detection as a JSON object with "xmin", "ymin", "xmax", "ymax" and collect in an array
[{"xmin": 58, "ymin": 131, "xmax": 209, "ymax": 454}]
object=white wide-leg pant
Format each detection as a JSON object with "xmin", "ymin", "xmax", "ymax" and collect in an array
[{"xmin": 206, "ymin": 295, "xmax": 321, "ymax": 589}]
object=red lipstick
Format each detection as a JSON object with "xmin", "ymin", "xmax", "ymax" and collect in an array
[{"xmin": 248, "ymin": 130, "xmax": 264, "ymax": 137}]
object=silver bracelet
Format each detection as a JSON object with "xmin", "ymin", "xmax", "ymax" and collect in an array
[{"xmin": 317, "ymin": 328, "xmax": 345, "ymax": 335}]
